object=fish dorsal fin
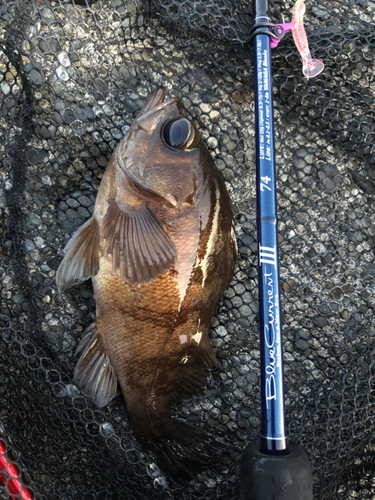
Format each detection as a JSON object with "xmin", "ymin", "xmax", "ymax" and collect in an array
[
  {"xmin": 168, "ymin": 336, "xmax": 220, "ymax": 406},
  {"xmin": 101, "ymin": 199, "xmax": 177, "ymax": 284},
  {"xmin": 73, "ymin": 323, "xmax": 118, "ymax": 408},
  {"xmin": 56, "ymin": 216, "xmax": 100, "ymax": 292},
  {"xmin": 168, "ymin": 364, "xmax": 208, "ymax": 406}
]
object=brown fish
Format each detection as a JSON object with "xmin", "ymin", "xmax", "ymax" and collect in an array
[{"xmin": 56, "ymin": 87, "xmax": 237, "ymax": 480}]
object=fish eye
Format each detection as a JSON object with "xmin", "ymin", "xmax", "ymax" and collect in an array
[{"xmin": 162, "ymin": 118, "xmax": 200, "ymax": 150}]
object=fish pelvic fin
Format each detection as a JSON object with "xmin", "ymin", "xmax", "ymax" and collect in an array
[
  {"xmin": 137, "ymin": 418, "xmax": 231, "ymax": 483},
  {"xmin": 72, "ymin": 323, "xmax": 118, "ymax": 408},
  {"xmin": 56, "ymin": 216, "xmax": 100, "ymax": 292},
  {"xmin": 101, "ymin": 198, "xmax": 177, "ymax": 284}
]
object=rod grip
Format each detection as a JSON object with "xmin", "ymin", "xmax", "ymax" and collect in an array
[{"xmin": 240, "ymin": 443, "xmax": 313, "ymax": 500}]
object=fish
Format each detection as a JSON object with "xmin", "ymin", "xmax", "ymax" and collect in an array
[{"xmin": 56, "ymin": 86, "xmax": 237, "ymax": 481}]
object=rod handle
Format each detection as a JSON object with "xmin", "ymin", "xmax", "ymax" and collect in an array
[{"xmin": 240, "ymin": 443, "xmax": 313, "ymax": 500}]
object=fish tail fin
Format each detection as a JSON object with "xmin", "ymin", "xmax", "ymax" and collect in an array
[{"xmin": 137, "ymin": 418, "xmax": 231, "ymax": 482}]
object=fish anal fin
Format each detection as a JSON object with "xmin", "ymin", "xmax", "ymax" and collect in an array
[
  {"xmin": 56, "ymin": 216, "xmax": 100, "ymax": 292},
  {"xmin": 101, "ymin": 199, "xmax": 177, "ymax": 284},
  {"xmin": 73, "ymin": 323, "xmax": 118, "ymax": 408}
]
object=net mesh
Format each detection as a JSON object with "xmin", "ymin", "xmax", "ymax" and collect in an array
[{"xmin": 0, "ymin": 0, "xmax": 374, "ymax": 498}]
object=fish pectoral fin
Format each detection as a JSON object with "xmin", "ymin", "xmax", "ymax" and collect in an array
[
  {"xmin": 101, "ymin": 198, "xmax": 177, "ymax": 284},
  {"xmin": 56, "ymin": 216, "xmax": 100, "ymax": 292},
  {"xmin": 73, "ymin": 323, "xmax": 118, "ymax": 408}
]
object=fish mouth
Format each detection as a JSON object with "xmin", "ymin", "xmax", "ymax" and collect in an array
[
  {"xmin": 136, "ymin": 87, "xmax": 179, "ymax": 134},
  {"xmin": 138, "ymin": 85, "xmax": 179, "ymax": 117},
  {"xmin": 140, "ymin": 85, "xmax": 168, "ymax": 114},
  {"xmin": 116, "ymin": 85, "xmax": 186, "ymax": 205}
]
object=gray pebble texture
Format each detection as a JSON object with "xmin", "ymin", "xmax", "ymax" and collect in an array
[{"xmin": 0, "ymin": 0, "xmax": 374, "ymax": 499}]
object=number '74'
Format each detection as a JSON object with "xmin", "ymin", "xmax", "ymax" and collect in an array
[{"xmin": 260, "ymin": 176, "xmax": 271, "ymax": 191}]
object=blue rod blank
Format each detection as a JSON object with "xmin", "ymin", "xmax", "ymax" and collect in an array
[{"xmin": 253, "ymin": 32, "xmax": 288, "ymax": 454}]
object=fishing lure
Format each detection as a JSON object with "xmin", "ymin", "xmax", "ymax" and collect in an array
[{"xmin": 292, "ymin": 0, "xmax": 324, "ymax": 78}]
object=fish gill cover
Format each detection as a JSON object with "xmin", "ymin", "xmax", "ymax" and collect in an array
[{"xmin": 0, "ymin": 0, "xmax": 374, "ymax": 498}]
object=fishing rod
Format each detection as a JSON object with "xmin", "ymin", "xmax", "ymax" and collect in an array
[{"xmin": 240, "ymin": 0, "xmax": 314, "ymax": 498}]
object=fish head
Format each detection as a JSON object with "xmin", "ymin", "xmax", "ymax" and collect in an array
[{"xmin": 116, "ymin": 86, "xmax": 213, "ymax": 209}]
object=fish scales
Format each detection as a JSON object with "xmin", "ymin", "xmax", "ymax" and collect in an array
[{"xmin": 56, "ymin": 86, "xmax": 237, "ymax": 480}]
